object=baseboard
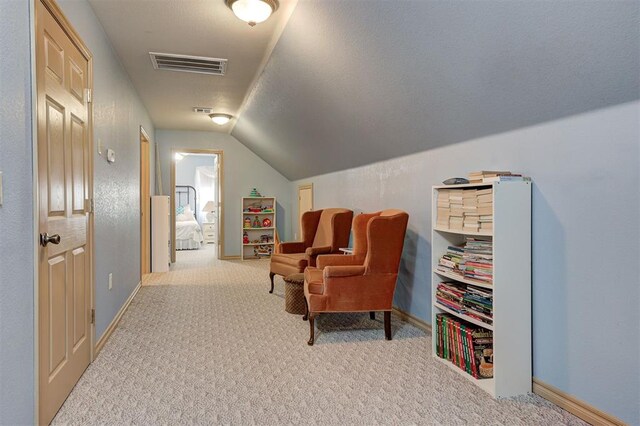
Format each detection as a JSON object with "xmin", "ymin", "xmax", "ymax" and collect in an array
[
  {"xmin": 94, "ymin": 281, "xmax": 141, "ymax": 357},
  {"xmin": 392, "ymin": 306, "xmax": 432, "ymax": 334},
  {"xmin": 532, "ymin": 378, "xmax": 625, "ymax": 426},
  {"xmin": 220, "ymin": 255, "xmax": 241, "ymax": 260}
]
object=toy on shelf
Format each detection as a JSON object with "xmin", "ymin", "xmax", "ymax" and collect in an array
[
  {"xmin": 262, "ymin": 218, "xmax": 272, "ymax": 228},
  {"xmin": 249, "ymin": 188, "xmax": 262, "ymax": 197},
  {"xmin": 253, "ymin": 216, "xmax": 261, "ymax": 228},
  {"xmin": 260, "ymin": 234, "xmax": 272, "ymax": 243},
  {"xmin": 243, "ymin": 217, "xmax": 252, "ymax": 228},
  {"xmin": 253, "ymin": 245, "xmax": 272, "ymax": 257},
  {"xmin": 243, "ymin": 231, "xmax": 249, "ymax": 244}
]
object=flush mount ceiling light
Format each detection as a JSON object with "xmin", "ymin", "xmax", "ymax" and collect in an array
[
  {"xmin": 225, "ymin": 0, "xmax": 278, "ymax": 27},
  {"xmin": 209, "ymin": 113, "xmax": 233, "ymax": 125}
]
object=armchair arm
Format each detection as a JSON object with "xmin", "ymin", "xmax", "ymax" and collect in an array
[
  {"xmin": 323, "ymin": 265, "xmax": 366, "ymax": 278},
  {"xmin": 278, "ymin": 241, "xmax": 306, "ymax": 254},
  {"xmin": 305, "ymin": 245, "xmax": 332, "ymax": 257},
  {"xmin": 317, "ymin": 254, "xmax": 362, "ymax": 269}
]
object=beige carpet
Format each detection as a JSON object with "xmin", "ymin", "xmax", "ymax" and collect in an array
[{"xmin": 53, "ymin": 246, "xmax": 584, "ymax": 425}]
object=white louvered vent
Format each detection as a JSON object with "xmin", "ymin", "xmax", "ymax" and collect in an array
[
  {"xmin": 193, "ymin": 107, "xmax": 213, "ymax": 114},
  {"xmin": 150, "ymin": 52, "xmax": 227, "ymax": 76}
]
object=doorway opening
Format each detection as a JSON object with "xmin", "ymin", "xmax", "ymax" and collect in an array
[
  {"xmin": 140, "ymin": 127, "xmax": 151, "ymax": 279},
  {"xmin": 171, "ymin": 149, "xmax": 223, "ymax": 264},
  {"xmin": 297, "ymin": 183, "xmax": 313, "ymax": 240}
]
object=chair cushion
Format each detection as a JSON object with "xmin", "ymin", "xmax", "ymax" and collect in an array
[
  {"xmin": 304, "ymin": 267, "xmax": 325, "ymax": 295},
  {"xmin": 271, "ymin": 252, "xmax": 308, "ymax": 269}
]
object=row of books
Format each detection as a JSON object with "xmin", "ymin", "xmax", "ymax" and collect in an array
[
  {"xmin": 468, "ymin": 170, "xmax": 530, "ymax": 184},
  {"xmin": 436, "ymin": 314, "xmax": 494, "ymax": 379},
  {"xmin": 436, "ymin": 238, "xmax": 493, "ymax": 284},
  {"xmin": 436, "ymin": 281, "xmax": 493, "ymax": 326},
  {"xmin": 436, "ymin": 188, "xmax": 493, "ymax": 233}
]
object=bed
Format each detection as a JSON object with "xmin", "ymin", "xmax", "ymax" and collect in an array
[{"xmin": 175, "ymin": 185, "xmax": 204, "ymax": 250}]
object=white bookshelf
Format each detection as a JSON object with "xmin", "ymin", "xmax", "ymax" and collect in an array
[
  {"xmin": 242, "ymin": 197, "xmax": 276, "ymax": 260},
  {"xmin": 431, "ymin": 181, "xmax": 531, "ymax": 398}
]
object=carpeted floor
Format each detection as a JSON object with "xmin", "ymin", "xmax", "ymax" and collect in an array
[{"xmin": 53, "ymin": 246, "xmax": 585, "ymax": 425}]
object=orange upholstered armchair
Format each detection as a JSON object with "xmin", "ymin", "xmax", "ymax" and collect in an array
[
  {"xmin": 303, "ymin": 210, "xmax": 409, "ymax": 345},
  {"xmin": 269, "ymin": 208, "xmax": 353, "ymax": 293}
]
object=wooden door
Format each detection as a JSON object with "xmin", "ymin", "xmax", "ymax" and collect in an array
[
  {"xmin": 298, "ymin": 184, "xmax": 313, "ymax": 239},
  {"xmin": 140, "ymin": 132, "xmax": 150, "ymax": 276},
  {"xmin": 36, "ymin": 1, "xmax": 92, "ymax": 423}
]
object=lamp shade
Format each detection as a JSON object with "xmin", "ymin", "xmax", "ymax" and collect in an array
[
  {"xmin": 226, "ymin": 0, "xmax": 278, "ymax": 26},
  {"xmin": 202, "ymin": 201, "xmax": 216, "ymax": 212}
]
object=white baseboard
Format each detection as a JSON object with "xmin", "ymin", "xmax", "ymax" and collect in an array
[
  {"xmin": 532, "ymin": 378, "xmax": 625, "ymax": 426},
  {"xmin": 94, "ymin": 281, "xmax": 141, "ymax": 356}
]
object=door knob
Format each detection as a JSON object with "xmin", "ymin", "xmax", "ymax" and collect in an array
[{"xmin": 40, "ymin": 233, "xmax": 61, "ymax": 247}]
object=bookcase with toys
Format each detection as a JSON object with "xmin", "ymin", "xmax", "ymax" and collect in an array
[
  {"xmin": 431, "ymin": 171, "xmax": 531, "ymax": 398},
  {"xmin": 242, "ymin": 189, "xmax": 276, "ymax": 260}
]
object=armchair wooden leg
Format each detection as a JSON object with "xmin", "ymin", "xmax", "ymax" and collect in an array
[
  {"xmin": 303, "ymin": 296, "xmax": 309, "ymax": 321},
  {"xmin": 384, "ymin": 311, "xmax": 392, "ymax": 341},
  {"xmin": 369, "ymin": 311, "xmax": 375, "ymax": 320},
  {"xmin": 308, "ymin": 313, "xmax": 316, "ymax": 346},
  {"xmin": 269, "ymin": 272, "xmax": 275, "ymax": 294}
]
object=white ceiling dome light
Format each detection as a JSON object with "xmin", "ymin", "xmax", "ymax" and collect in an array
[
  {"xmin": 209, "ymin": 113, "xmax": 233, "ymax": 125},
  {"xmin": 225, "ymin": 0, "xmax": 278, "ymax": 27}
]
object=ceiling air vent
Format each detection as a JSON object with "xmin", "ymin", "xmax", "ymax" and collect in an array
[
  {"xmin": 193, "ymin": 107, "xmax": 213, "ymax": 114},
  {"xmin": 149, "ymin": 52, "xmax": 227, "ymax": 76}
]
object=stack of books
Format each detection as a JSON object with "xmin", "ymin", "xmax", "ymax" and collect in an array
[
  {"xmin": 436, "ymin": 245, "xmax": 464, "ymax": 276},
  {"xmin": 462, "ymin": 238, "xmax": 493, "ymax": 283},
  {"xmin": 463, "ymin": 286, "xmax": 493, "ymax": 325},
  {"xmin": 468, "ymin": 170, "xmax": 520, "ymax": 183},
  {"xmin": 435, "ymin": 280, "xmax": 494, "ymax": 327},
  {"xmin": 436, "ymin": 313, "xmax": 494, "ymax": 379},
  {"xmin": 435, "ymin": 282, "xmax": 466, "ymax": 313},
  {"xmin": 436, "ymin": 187, "xmax": 493, "ymax": 233}
]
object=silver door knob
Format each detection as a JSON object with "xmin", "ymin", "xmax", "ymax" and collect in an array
[{"xmin": 40, "ymin": 233, "xmax": 61, "ymax": 247}]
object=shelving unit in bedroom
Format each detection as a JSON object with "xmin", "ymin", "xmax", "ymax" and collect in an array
[{"xmin": 241, "ymin": 196, "xmax": 276, "ymax": 260}]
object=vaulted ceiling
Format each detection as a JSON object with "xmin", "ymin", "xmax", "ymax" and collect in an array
[
  {"xmin": 90, "ymin": 0, "xmax": 640, "ymax": 181},
  {"xmin": 232, "ymin": 1, "xmax": 640, "ymax": 180}
]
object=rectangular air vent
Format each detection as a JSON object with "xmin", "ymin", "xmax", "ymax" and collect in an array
[
  {"xmin": 150, "ymin": 52, "xmax": 227, "ymax": 76},
  {"xmin": 193, "ymin": 107, "xmax": 213, "ymax": 114}
]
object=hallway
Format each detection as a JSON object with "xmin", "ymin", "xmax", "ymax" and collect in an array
[{"xmin": 52, "ymin": 252, "xmax": 584, "ymax": 425}]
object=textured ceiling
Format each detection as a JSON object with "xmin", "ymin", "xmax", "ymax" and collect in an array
[
  {"xmin": 87, "ymin": 0, "xmax": 296, "ymax": 132},
  {"xmin": 232, "ymin": 1, "xmax": 640, "ymax": 180}
]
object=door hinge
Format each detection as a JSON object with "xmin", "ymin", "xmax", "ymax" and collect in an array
[
  {"xmin": 90, "ymin": 309, "xmax": 95, "ymax": 324},
  {"xmin": 85, "ymin": 198, "xmax": 94, "ymax": 213},
  {"xmin": 85, "ymin": 88, "xmax": 92, "ymax": 104}
]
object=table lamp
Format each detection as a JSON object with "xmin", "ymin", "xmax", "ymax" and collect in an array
[{"xmin": 202, "ymin": 201, "xmax": 216, "ymax": 222}]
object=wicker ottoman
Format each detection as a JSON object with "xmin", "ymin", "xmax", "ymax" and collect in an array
[{"xmin": 283, "ymin": 273, "xmax": 306, "ymax": 315}]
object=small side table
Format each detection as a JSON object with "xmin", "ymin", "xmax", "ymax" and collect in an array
[
  {"xmin": 283, "ymin": 273, "xmax": 306, "ymax": 315},
  {"xmin": 202, "ymin": 222, "xmax": 215, "ymax": 244}
]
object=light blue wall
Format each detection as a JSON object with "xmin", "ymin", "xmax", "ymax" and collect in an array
[
  {"xmin": 176, "ymin": 155, "xmax": 215, "ymax": 190},
  {"xmin": 0, "ymin": 1, "xmax": 35, "ymax": 423},
  {"xmin": 156, "ymin": 130, "xmax": 292, "ymax": 257},
  {"xmin": 293, "ymin": 102, "xmax": 640, "ymax": 425},
  {"xmin": 57, "ymin": 0, "xmax": 155, "ymax": 339}
]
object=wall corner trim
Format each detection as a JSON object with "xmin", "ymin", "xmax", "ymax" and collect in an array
[
  {"xmin": 532, "ymin": 378, "xmax": 626, "ymax": 426},
  {"xmin": 392, "ymin": 306, "xmax": 432, "ymax": 334},
  {"xmin": 94, "ymin": 281, "xmax": 142, "ymax": 357}
]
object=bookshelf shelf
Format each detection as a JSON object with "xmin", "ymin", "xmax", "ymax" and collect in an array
[
  {"xmin": 432, "ymin": 180, "xmax": 531, "ymax": 398},
  {"xmin": 242, "ymin": 196, "xmax": 276, "ymax": 260},
  {"xmin": 434, "ymin": 226, "xmax": 493, "ymax": 237},
  {"xmin": 434, "ymin": 270, "xmax": 493, "ymax": 290},
  {"xmin": 433, "ymin": 356, "xmax": 495, "ymax": 394},
  {"xmin": 434, "ymin": 302, "xmax": 494, "ymax": 331}
]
